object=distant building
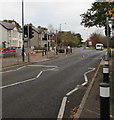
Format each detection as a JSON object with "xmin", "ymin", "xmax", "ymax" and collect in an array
[
  {"xmin": 96, "ymin": 0, "xmax": 114, "ymax": 2},
  {"xmin": 0, "ymin": 21, "xmax": 23, "ymax": 48},
  {"xmin": 85, "ymin": 39, "xmax": 103, "ymax": 47}
]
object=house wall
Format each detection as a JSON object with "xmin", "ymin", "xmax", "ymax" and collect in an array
[
  {"xmin": 0, "ymin": 24, "xmax": 23, "ymax": 48},
  {"xmin": 30, "ymin": 30, "xmax": 48, "ymax": 48},
  {"xmin": 11, "ymin": 27, "xmax": 23, "ymax": 47},
  {"xmin": 0, "ymin": 24, "xmax": 8, "ymax": 47},
  {"xmin": 40, "ymin": 33, "xmax": 48, "ymax": 47},
  {"xmin": 30, "ymin": 30, "xmax": 39, "ymax": 48}
]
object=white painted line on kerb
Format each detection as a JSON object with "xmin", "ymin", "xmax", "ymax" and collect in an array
[{"xmin": 57, "ymin": 97, "xmax": 67, "ymax": 120}]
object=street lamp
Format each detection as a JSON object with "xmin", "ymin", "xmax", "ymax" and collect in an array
[{"xmin": 59, "ymin": 23, "xmax": 67, "ymax": 32}]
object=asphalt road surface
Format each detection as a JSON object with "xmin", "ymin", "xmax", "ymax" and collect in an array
[{"xmin": 2, "ymin": 48, "xmax": 105, "ymax": 119}]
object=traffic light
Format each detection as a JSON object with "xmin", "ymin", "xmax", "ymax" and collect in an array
[
  {"xmin": 105, "ymin": 25, "xmax": 111, "ymax": 37},
  {"xmin": 42, "ymin": 34, "xmax": 47, "ymax": 40},
  {"xmin": 24, "ymin": 25, "xmax": 28, "ymax": 38},
  {"xmin": 29, "ymin": 25, "xmax": 34, "ymax": 39}
]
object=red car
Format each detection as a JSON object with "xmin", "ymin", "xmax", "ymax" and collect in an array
[{"xmin": 2, "ymin": 47, "xmax": 17, "ymax": 53}]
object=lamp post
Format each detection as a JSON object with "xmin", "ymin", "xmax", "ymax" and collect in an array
[
  {"xmin": 59, "ymin": 23, "xmax": 66, "ymax": 47},
  {"xmin": 59, "ymin": 23, "xmax": 66, "ymax": 32}
]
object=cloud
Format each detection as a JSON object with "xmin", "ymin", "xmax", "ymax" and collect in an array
[{"xmin": 1, "ymin": 0, "xmax": 102, "ymax": 41}]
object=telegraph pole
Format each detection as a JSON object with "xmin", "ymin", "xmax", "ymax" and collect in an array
[{"xmin": 22, "ymin": 0, "xmax": 25, "ymax": 62}]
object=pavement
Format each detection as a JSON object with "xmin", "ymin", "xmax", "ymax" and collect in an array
[
  {"xmin": 2, "ymin": 50, "xmax": 66, "ymax": 71},
  {"xmin": 74, "ymin": 49, "xmax": 114, "ymax": 119}
]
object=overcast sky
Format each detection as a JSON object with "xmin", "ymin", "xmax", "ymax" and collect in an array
[{"xmin": 0, "ymin": 0, "xmax": 104, "ymax": 41}]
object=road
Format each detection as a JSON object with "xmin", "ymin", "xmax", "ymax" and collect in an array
[{"xmin": 2, "ymin": 48, "xmax": 105, "ymax": 119}]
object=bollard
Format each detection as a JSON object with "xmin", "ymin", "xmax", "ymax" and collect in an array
[
  {"xmin": 45, "ymin": 50, "xmax": 47, "ymax": 55},
  {"xmin": 103, "ymin": 65, "xmax": 109, "ymax": 83},
  {"xmin": 104, "ymin": 60, "xmax": 109, "ymax": 66},
  {"xmin": 100, "ymin": 82, "xmax": 110, "ymax": 120},
  {"xmin": 42, "ymin": 50, "xmax": 43, "ymax": 56},
  {"xmin": 56, "ymin": 49, "xmax": 58, "ymax": 55}
]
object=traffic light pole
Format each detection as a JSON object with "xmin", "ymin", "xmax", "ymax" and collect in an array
[
  {"xmin": 22, "ymin": 0, "xmax": 25, "ymax": 62},
  {"xmin": 106, "ymin": 17, "xmax": 110, "ymax": 59},
  {"xmin": 27, "ymin": 25, "xmax": 30, "ymax": 63}
]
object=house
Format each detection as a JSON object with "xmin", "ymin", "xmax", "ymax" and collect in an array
[
  {"xmin": 0, "ymin": 21, "xmax": 23, "ymax": 48},
  {"xmin": 85, "ymin": 39, "xmax": 103, "ymax": 47},
  {"xmin": 30, "ymin": 27, "xmax": 48, "ymax": 49},
  {"xmin": 30, "ymin": 27, "xmax": 55, "ymax": 50},
  {"xmin": 85, "ymin": 40, "xmax": 94, "ymax": 47}
]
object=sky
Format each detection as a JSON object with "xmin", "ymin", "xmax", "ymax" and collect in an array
[{"xmin": 0, "ymin": 0, "xmax": 104, "ymax": 41}]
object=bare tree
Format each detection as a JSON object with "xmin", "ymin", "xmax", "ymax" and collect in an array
[{"xmin": 48, "ymin": 24, "xmax": 55, "ymax": 33}]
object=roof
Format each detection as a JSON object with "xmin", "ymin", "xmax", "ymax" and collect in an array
[
  {"xmin": 0, "ymin": 21, "xmax": 15, "ymax": 30},
  {"xmin": 33, "ymin": 27, "xmax": 41, "ymax": 34}
]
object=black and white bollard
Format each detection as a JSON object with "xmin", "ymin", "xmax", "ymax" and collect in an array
[
  {"xmin": 103, "ymin": 65, "xmax": 109, "ymax": 83},
  {"xmin": 100, "ymin": 82, "xmax": 110, "ymax": 120},
  {"xmin": 104, "ymin": 60, "xmax": 109, "ymax": 66}
]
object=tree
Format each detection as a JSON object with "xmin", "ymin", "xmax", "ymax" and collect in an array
[
  {"xmin": 89, "ymin": 33, "xmax": 107, "ymax": 47},
  {"xmin": 58, "ymin": 31, "xmax": 83, "ymax": 47},
  {"xmin": 48, "ymin": 24, "xmax": 55, "ymax": 33},
  {"xmin": 80, "ymin": 2, "xmax": 113, "ymax": 28},
  {"xmin": 38, "ymin": 26, "xmax": 48, "ymax": 31},
  {"xmin": 75, "ymin": 33, "xmax": 83, "ymax": 44},
  {"xmin": 2, "ymin": 41, "xmax": 6, "ymax": 48}
]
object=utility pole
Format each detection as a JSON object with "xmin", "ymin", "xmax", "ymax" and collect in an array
[{"xmin": 22, "ymin": 0, "xmax": 25, "ymax": 62}]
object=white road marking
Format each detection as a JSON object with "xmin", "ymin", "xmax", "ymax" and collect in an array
[
  {"xmin": 57, "ymin": 97, "xmax": 67, "ymax": 120},
  {"xmin": 2, "ymin": 65, "xmax": 58, "ymax": 74},
  {"xmin": 28, "ymin": 65, "xmax": 58, "ymax": 68},
  {"xmin": 0, "ymin": 78, "xmax": 36, "ymax": 89},
  {"xmin": 1, "ymin": 65, "xmax": 58, "ymax": 89},
  {"xmin": 82, "ymin": 68, "xmax": 95, "ymax": 86},
  {"xmin": 16, "ymin": 66, "xmax": 26, "ymax": 70},
  {"xmin": 66, "ymin": 87, "xmax": 78, "ymax": 96},
  {"xmin": 1, "ymin": 69, "xmax": 16, "ymax": 74},
  {"xmin": 36, "ymin": 71, "xmax": 43, "ymax": 78},
  {"xmin": 2, "ymin": 66, "xmax": 27, "ymax": 74},
  {"xmin": 57, "ymin": 67, "xmax": 95, "ymax": 120}
]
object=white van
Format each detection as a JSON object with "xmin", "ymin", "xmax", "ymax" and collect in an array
[{"xmin": 96, "ymin": 44, "xmax": 104, "ymax": 50}]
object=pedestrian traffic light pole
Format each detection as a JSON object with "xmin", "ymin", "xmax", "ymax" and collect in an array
[
  {"xmin": 106, "ymin": 17, "xmax": 110, "ymax": 59},
  {"xmin": 27, "ymin": 25, "xmax": 30, "ymax": 63},
  {"xmin": 22, "ymin": 0, "xmax": 25, "ymax": 62}
]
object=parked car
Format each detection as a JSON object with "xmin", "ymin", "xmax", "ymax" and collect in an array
[
  {"xmin": 2, "ymin": 47, "xmax": 21, "ymax": 57},
  {"xmin": 59, "ymin": 48, "xmax": 65, "ymax": 53},
  {"xmin": 96, "ymin": 44, "xmax": 104, "ymax": 50},
  {"xmin": 2, "ymin": 47, "xmax": 17, "ymax": 53}
]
